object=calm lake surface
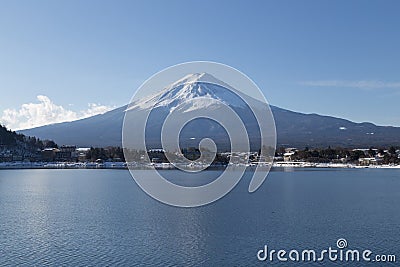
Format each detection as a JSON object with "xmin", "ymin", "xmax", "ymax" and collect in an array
[{"xmin": 0, "ymin": 169, "xmax": 399, "ymax": 266}]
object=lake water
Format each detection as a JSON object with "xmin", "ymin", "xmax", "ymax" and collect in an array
[{"xmin": 0, "ymin": 169, "xmax": 399, "ymax": 266}]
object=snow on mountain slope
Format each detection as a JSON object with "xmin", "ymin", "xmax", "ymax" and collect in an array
[{"xmin": 128, "ymin": 72, "xmax": 264, "ymax": 111}]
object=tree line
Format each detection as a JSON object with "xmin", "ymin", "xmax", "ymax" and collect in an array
[{"xmin": 276, "ymin": 146, "xmax": 400, "ymax": 164}]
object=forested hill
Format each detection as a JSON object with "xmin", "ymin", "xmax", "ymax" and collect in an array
[{"xmin": 0, "ymin": 124, "xmax": 57, "ymax": 151}]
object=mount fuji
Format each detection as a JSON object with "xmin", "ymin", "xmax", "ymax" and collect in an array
[
  {"xmin": 123, "ymin": 72, "xmax": 271, "ymax": 151},
  {"xmin": 20, "ymin": 73, "xmax": 400, "ymax": 148}
]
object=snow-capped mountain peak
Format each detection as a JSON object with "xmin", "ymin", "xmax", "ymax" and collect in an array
[
  {"xmin": 129, "ymin": 73, "xmax": 248, "ymax": 111},
  {"xmin": 166, "ymin": 72, "xmax": 232, "ymax": 90}
]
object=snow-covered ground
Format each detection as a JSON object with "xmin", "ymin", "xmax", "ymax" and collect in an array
[{"xmin": 1, "ymin": 161, "xmax": 399, "ymax": 169}]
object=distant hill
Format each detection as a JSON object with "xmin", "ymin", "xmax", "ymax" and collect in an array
[{"xmin": 19, "ymin": 73, "xmax": 400, "ymax": 149}]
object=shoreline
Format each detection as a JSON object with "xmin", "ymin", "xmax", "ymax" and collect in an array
[{"xmin": 1, "ymin": 161, "xmax": 399, "ymax": 170}]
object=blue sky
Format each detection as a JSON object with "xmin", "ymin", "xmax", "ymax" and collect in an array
[{"xmin": 1, "ymin": 0, "xmax": 400, "ymax": 129}]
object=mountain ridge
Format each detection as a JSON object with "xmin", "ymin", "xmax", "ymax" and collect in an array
[
  {"xmin": 18, "ymin": 103, "xmax": 400, "ymax": 148},
  {"xmin": 19, "ymin": 73, "xmax": 400, "ymax": 149}
]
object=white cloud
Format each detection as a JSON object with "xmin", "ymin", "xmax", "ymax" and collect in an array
[
  {"xmin": 1, "ymin": 95, "xmax": 114, "ymax": 131},
  {"xmin": 81, "ymin": 103, "xmax": 114, "ymax": 117},
  {"xmin": 299, "ymin": 80, "xmax": 400, "ymax": 89}
]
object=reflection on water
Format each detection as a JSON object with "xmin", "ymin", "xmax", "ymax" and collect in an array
[{"xmin": 0, "ymin": 169, "xmax": 399, "ymax": 266}]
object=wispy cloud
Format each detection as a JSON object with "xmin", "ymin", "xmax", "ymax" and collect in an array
[
  {"xmin": 299, "ymin": 80, "xmax": 400, "ymax": 89},
  {"xmin": 1, "ymin": 95, "xmax": 114, "ymax": 131}
]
